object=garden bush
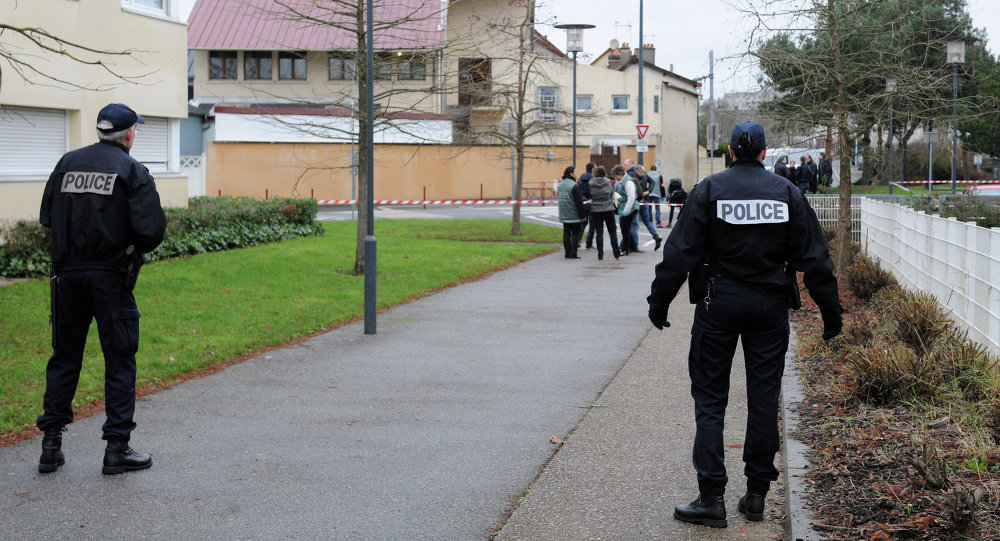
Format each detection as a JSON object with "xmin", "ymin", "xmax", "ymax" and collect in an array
[
  {"xmin": 0, "ymin": 196, "xmax": 324, "ymax": 278},
  {"xmin": 845, "ymin": 254, "xmax": 897, "ymax": 301}
]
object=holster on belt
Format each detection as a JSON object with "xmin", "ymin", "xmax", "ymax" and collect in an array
[{"xmin": 119, "ymin": 245, "xmax": 145, "ymax": 291}]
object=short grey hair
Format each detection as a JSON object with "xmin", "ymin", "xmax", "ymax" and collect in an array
[{"xmin": 97, "ymin": 123, "xmax": 137, "ymax": 144}]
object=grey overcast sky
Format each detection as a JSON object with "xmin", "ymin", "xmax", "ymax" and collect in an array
[{"xmin": 179, "ymin": 0, "xmax": 1000, "ymax": 97}]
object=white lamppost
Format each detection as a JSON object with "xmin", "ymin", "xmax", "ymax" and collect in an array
[
  {"xmin": 555, "ymin": 23, "xmax": 594, "ymax": 169},
  {"xmin": 947, "ymin": 40, "xmax": 965, "ymax": 193}
]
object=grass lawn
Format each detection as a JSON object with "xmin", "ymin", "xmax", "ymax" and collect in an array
[
  {"xmin": 828, "ymin": 184, "xmax": 962, "ymax": 196},
  {"xmin": 0, "ymin": 219, "xmax": 559, "ymax": 439}
]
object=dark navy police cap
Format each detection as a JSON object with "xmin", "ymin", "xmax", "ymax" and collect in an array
[
  {"xmin": 730, "ymin": 121, "xmax": 767, "ymax": 153},
  {"xmin": 96, "ymin": 103, "xmax": 145, "ymax": 133}
]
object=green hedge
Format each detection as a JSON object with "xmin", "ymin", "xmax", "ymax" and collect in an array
[{"xmin": 0, "ymin": 197, "xmax": 324, "ymax": 278}]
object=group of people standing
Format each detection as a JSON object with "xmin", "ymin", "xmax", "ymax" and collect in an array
[
  {"xmin": 772, "ymin": 151, "xmax": 833, "ymax": 194},
  {"xmin": 556, "ymin": 160, "xmax": 687, "ymax": 260}
]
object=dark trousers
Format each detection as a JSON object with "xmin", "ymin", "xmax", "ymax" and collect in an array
[
  {"xmin": 619, "ymin": 212, "xmax": 636, "ymax": 253},
  {"xmin": 562, "ymin": 222, "xmax": 582, "ymax": 257},
  {"xmin": 589, "ymin": 211, "xmax": 620, "ymax": 259},
  {"xmin": 687, "ymin": 277, "xmax": 789, "ymax": 497},
  {"xmin": 584, "ymin": 209, "xmax": 595, "ymax": 248},
  {"xmin": 37, "ymin": 270, "xmax": 141, "ymax": 441}
]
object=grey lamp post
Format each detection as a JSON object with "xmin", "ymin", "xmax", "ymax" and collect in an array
[
  {"xmin": 886, "ymin": 77, "xmax": 896, "ymax": 193},
  {"xmin": 555, "ymin": 23, "xmax": 594, "ymax": 170},
  {"xmin": 947, "ymin": 40, "xmax": 965, "ymax": 193}
]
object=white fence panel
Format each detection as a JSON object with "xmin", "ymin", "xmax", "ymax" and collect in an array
[
  {"xmin": 181, "ymin": 154, "xmax": 205, "ymax": 198},
  {"xmin": 861, "ymin": 198, "xmax": 1000, "ymax": 355}
]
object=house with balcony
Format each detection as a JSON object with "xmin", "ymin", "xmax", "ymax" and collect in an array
[
  {"xmin": 0, "ymin": 0, "xmax": 191, "ymax": 222},
  {"xmin": 185, "ymin": 0, "xmax": 699, "ymax": 201}
]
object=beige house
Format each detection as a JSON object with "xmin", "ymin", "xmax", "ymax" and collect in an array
[
  {"xmin": 0, "ymin": 0, "xmax": 191, "ymax": 223},
  {"xmin": 185, "ymin": 0, "xmax": 698, "ymax": 201}
]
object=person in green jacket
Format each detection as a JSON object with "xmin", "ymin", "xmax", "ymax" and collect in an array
[{"xmin": 557, "ymin": 166, "xmax": 586, "ymax": 258}]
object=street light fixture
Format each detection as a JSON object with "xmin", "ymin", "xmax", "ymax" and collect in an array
[
  {"xmin": 555, "ymin": 23, "xmax": 595, "ymax": 170},
  {"xmin": 886, "ymin": 77, "xmax": 897, "ymax": 192},
  {"xmin": 947, "ymin": 40, "xmax": 965, "ymax": 193}
]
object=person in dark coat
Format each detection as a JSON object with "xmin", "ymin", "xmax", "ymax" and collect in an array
[
  {"xmin": 585, "ymin": 166, "xmax": 621, "ymax": 260},
  {"xmin": 37, "ymin": 103, "xmax": 167, "ymax": 475},
  {"xmin": 578, "ymin": 162, "xmax": 595, "ymax": 249},
  {"xmin": 557, "ymin": 166, "xmax": 586, "ymax": 258},
  {"xmin": 648, "ymin": 121, "xmax": 842, "ymax": 528}
]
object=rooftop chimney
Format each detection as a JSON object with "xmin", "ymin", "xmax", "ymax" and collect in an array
[{"xmin": 638, "ymin": 43, "xmax": 655, "ymax": 67}]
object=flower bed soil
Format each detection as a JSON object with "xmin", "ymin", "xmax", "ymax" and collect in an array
[{"xmin": 789, "ymin": 286, "xmax": 1000, "ymax": 540}]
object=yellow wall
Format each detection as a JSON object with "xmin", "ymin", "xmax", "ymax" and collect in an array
[{"xmin": 206, "ymin": 142, "xmax": 655, "ymax": 200}]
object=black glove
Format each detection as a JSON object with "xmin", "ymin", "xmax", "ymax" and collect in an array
[
  {"xmin": 648, "ymin": 306, "xmax": 671, "ymax": 330},
  {"xmin": 821, "ymin": 306, "xmax": 844, "ymax": 341}
]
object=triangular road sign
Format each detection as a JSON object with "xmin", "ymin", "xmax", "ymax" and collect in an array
[{"xmin": 636, "ymin": 124, "xmax": 649, "ymax": 139}]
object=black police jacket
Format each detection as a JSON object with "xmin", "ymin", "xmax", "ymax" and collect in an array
[
  {"xmin": 40, "ymin": 140, "xmax": 167, "ymax": 271},
  {"xmin": 647, "ymin": 158, "xmax": 841, "ymax": 323}
]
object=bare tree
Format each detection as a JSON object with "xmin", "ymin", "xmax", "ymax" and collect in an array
[
  {"xmin": 242, "ymin": 0, "xmax": 449, "ymax": 274},
  {"xmin": 0, "ymin": 22, "xmax": 153, "ymax": 92},
  {"xmin": 749, "ymin": 0, "xmax": 981, "ymax": 272}
]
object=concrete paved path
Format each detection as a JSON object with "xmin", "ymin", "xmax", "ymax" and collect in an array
[{"xmin": 1, "ymin": 231, "xmax": 789, "ymax": 540}]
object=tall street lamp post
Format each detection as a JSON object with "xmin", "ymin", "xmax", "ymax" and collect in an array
[
  {"xmin": 926, "ymin": 124, "xmax": 937, "ymax": 194},
  {"xmin": 555, "ymin": 23, "xmax": 594, "ymax": 170},
  {"xmin": 947, "ymin": 40, "xmax": 965, "ymax": 193}
]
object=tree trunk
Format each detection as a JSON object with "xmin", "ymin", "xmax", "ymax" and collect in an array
[
  {"xmin": 829, "ymin": 0, "xmax": 853, "ymax": 275},
  {"xmin": 353, "ymin": 3, "xmax": 368, "ymax": 275}
]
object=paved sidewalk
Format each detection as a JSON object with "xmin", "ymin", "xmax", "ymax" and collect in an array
[{"xmin": 1, "ymin": 234, "xmax": 789, "ymax": 540}]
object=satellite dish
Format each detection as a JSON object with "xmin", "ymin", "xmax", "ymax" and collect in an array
[{"xmin": 610, "ymin": 39, "xmax": 620, "ymax": 50}]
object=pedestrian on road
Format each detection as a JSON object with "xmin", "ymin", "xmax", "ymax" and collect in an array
[
  {"xmin": 37, "ymin": 103, "xmax": 167, "ymax": 475},
  {"xmin": 647, "ymin": 121, "xmax": 842, "ymax": 528},
  {"xmin": 646, "ymin": 165, "xmax": 665, "ymax": 227},
  {"xmin": 578, "ymin": 162, "xmax": 596, "ymax": 250},
  {"xmin": 614, "ymin": 164, "xmax": 640, "ymax": 255},
  {"xmin": 557, "ymin": 165, "xmax": 586, "ymax": 259},
  {"xmin": 585, "ymin": 166, "xmax": 621, "ymax": 260}
]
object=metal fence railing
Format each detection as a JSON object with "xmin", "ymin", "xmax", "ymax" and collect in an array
[
  {"xmin": 861, "ymin": 198, "xmax": 1000, "ymax": 356},
  {"xmin": 805, "ymin": 194, "xmax": 906, "ymax": 244}
]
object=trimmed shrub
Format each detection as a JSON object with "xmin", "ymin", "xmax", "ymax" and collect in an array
[
  {"xmin": 845, "ymin": 254, "xmax": 897, "ymax": 301},
  {"xmin": 887, "ymin": 289, "xmax": 954, "ymax": 354},
  {"xmin": 0, "ymin": 197, "xmax": 324, "ymax": 278},
  {"xmin": 844, "ymin": 342, "xmax": 942, "ymax": 403},
  {"xmin": 0, "ymin": 220, "xmax": 51, "ymax": 277}
]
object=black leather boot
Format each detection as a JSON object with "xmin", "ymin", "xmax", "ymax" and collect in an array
[
  {"xmin": 102, "ymin": 439, "xmax": 152, "ymax": 475},
  {"xmin": 738, "ymin": 490, "xmax": 766, "ymax": 521},
  {"xmin": 38, "ymin": 427, "xmax": 65, "ymax": 473},
  {"xmin": 674, "ymin": 494, "xmax": 727, "ymax": 528}
]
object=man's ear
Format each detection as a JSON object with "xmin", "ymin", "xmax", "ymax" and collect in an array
[
  {"xmin": 759, "ymin": 147, "xmax": 767, "ymax": 161},
  {"xmin": 728, "ymin": 145, "xmax": 736, "ymax": 161}
]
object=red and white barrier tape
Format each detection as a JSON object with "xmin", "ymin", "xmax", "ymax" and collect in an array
[
  {"xmin": 317, "ymin": 199, "xmax": 684, "ymax": 206},
  {"xmin": 893, "ymin": 180, "xmax": 1000, "ymax": 185}
]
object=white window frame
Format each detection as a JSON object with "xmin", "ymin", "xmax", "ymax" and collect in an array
[
  {"xmin": 130, "ymin": 117, "xmax": 172, "ymax": 173},
  {"xmin": 576, "ymin": 95, "xmax": 593, "ymax": 113},
  {"xmin": 612, "ymin": 95, "xmax": 630, "ymax": 113},
  {"xmin": 538, "ymin": 86, "xmax": 558, "ymax": 123},
  {"xmin": 0, "ymin": 106, "xmax": 68, "ymax": 179},
  {"xmin": 121, "ymin": 0, "xmax": 174, "ymax": 19}
]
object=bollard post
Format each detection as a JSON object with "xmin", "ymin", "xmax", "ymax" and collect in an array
[{"xmin": 423, "ymin": 186, "xmax": 426, "ymax": 210}]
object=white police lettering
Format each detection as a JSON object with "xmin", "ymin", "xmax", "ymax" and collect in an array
[
  {"xmin": 61, "ymin": 172, "xmax": 118, "ymax": 195},
  {"xmin": 716, "ymin": 199, "xmax": 789, "ymax": 225}
]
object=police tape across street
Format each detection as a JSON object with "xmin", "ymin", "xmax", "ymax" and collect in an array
[{"xmin": 315, "ymin": 199, "xmax": 684, "ymax": 206}]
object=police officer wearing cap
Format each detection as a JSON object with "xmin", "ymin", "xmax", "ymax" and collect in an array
[
  {"xmin": 647, "ymin": 121, "xmax": 842, "ymax": 528},
  {"xmin": 37, "ymin": 103, "xmax": 167, "ymax": 475}
]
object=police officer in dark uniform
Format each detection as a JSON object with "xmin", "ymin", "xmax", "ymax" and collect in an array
[
  {"xmin": 37, "ymin": 103, "xmax": 167, "ymax": 475},
  {"xmin": 647, "ymin": 121, "xmax": 842, "ymax": 528}
]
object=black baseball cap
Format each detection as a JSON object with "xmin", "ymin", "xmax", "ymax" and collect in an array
[
  {"xmin": 730, "ymin": 121, "xmax": 767, "ymax": 153},
  {"xmin": 96, "ymin": 103, "xmax": 145, "ymax": 133}
]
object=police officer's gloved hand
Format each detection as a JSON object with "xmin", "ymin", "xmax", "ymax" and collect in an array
[
  {"xmin": 648, "ymin": 306, "xmax": 670, "ymax": 330},
  {"xmin": 821, "ymin": 306, "xmax": 844, "ymax": 341}
]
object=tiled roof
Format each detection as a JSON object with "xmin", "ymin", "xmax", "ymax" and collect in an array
[{"xmin": 188, "ymin": 0, "xmax": 445, "ymax": 51}]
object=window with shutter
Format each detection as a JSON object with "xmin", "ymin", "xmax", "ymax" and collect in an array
[
  {"xmin": 130, "ymin": 117, "xmax": 170, "ymax": 172},
  {"xmin": 0, "ymin": 106, "xmax": 67, "ymax": 177}
]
